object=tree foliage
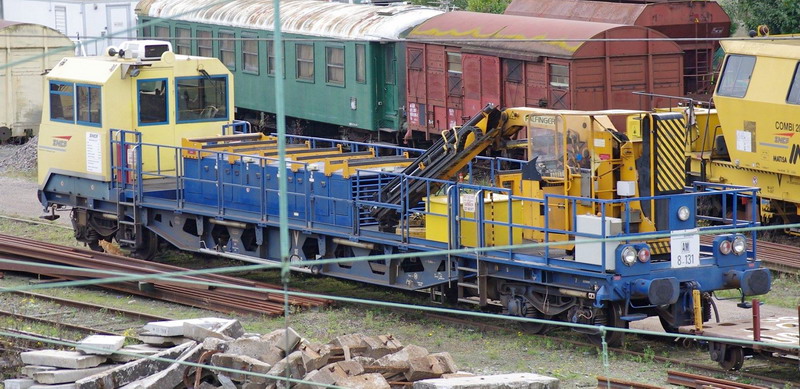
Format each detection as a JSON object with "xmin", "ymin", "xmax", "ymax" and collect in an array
[
  {"xmin": 465, "ymin": 0, "xmax": 510, "ymax": 14},
  {"xmin": 721, "ymin": 0, "xmax": 800, "ymax": 35},
  {"xmin": 408, "ymin": 0, "xmax": 509, "ymax": 13}
]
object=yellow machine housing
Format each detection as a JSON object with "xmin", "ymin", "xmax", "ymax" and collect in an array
[
  {"xmin": 38, "ymin": 44, "xmax": 235, "ymax": 187},
  {"xmin": 690, "ymin": 39, "xmax": 800, "ymax": 227},
  {"xmin": 422, "ymin": 107, "xmax": 685, "ymax": 252}
]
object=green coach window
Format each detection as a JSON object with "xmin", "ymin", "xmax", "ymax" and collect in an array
[
  {"xmin": 296, "ymin": 43, "xmax": 314, "ymax": 81},
  {"xmin": 197, "ymin": 30, "xmax": 212, "ymax": 57},
  {"xmin": 175, "ymin": 27, "xmax": 191, "ymax": 55},
  {"xmin": 355, "ymin": 44, "xmax": 366, "ymax": 84},
  {"xmin": 326, "ymin": 46, "xmax": 344, "ymax": 86},
  {"xmin": 242, "ymin": 33, "xmax": 259, "ymax": 74},
  {"xmin": 219, "ymin": 31, "xmax": 235, "ymax": 70},
  {"xmin": 176, "ymin": 76, "xmax": 228, "ymax": 122},
  {"xmin": 267, "ymin": 41, "xmax": 275, "ymax": 75},
  {"xmin": 138, "ymin": 79, "xmax": 168, "ymax": 125},
  {"xmin": 155, "ymin": 26, "xmax": 169, "ymax": 40}
]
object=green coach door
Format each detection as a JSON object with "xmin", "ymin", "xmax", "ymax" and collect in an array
[{"xmin": 379, "ymin": 44, "xmax": 399, "ymax": 131}]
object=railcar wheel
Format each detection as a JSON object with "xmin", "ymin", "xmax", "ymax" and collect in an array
[
  {"xmin": 87, "ymin": 240, "xmax": 104, "ymax": 253},
  {"xmin": 716, "ymin": 344, "xmax": 745, "ymax": 371},
  {"xmin": 520, "ymin": 305, "xmax": 551, "ymax": 335},
  {"xmin": 659, "ymin": 316, "xmax": 679, "ymax": 334},
  {"xmin": 131, "ymin": 229, "xmax": 159, "ymax": 260},
  {"xmin": 588, "ymin": 302, "xmax": 627, "ymax": 347}
]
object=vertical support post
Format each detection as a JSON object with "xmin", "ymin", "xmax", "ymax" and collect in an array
[
  {"xmin": 752, "ymin": 299, "xmax": 760, "ymax": 342},
  {"xmin": 273, "ymin": 0, "xmax": 289, "ymax": 262},
  {"xmin": 693, "ymin": 289, "xmax": 703, "ymax": 332}
]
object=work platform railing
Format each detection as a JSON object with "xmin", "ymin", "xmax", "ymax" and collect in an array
[{"xmin": 109, "ymin": 129, "xmax": 761, "ymax": 273}]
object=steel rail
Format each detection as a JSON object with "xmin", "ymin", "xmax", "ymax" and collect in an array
[
  {"xmin": 0, "ymin": 234, "xmax": 330, "ymax": 316},
  {"xmin": 700, "ymin": 236, "xmax": 800, "ymax": 273},
  {"xmin": 0, "ymin": 308, "xmax": 122, "ymax": 336},
  {"xmin": 0, "ymin": 233, "xmax": 329, "ymax": 305},
  {"xmin": 8, "ymin": 291, "xmax": 175, "ymax": 322},
  {"xmin": 596, "ymin": 376, "xmax": 664, "ymax": 389},
  {"xmin": 667, "ymin": 370, "xmax": 769, "ymax": 389}
]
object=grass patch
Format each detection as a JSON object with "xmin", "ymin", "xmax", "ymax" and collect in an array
[
  {"xmin": 1, "ymin": 168, "xmax": 37, "ymax": 181},
  {"xmin": 715, "ymin": 272, "xmax": 800, "ymax": 309},
  {"xmin": 0, "ymin": 217, "xmax": 75, "ymax": 247}
]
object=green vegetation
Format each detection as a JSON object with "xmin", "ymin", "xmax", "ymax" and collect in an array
[
  {"xmin": 721, "ymin": 0, "xmax": 800, "ymax": 35},
  {"xmin": 0, "ymin": 217, "xmax": 75, "ymax": 247},
  {"xmin": 715, "ymin": 272, "xmax": 800, "ymax": 309},
  {"xmin": 409, "ymin": 0, "xmax": 510, "ymax": 14}
]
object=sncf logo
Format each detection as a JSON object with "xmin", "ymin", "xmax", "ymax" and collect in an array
[
  {"xmin": 791, "ymin": 144, "xmax": 800, "ymax": 165},
  {"xmin": 52, "ymin": 135, "xmax": 72, "ymax": 148}
]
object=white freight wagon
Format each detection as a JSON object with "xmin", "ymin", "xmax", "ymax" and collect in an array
[
  {"xmin": 2, "ymin": 0, "xmax": 138, "ymax": 56},
  {"xmin": 0, "ymin": 20, "xmax": 74, "ymax": 141}
]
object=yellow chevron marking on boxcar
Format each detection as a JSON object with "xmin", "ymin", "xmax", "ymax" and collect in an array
[
  {"xmin": 408, "ymin": 28, "xmax": 581, "ymax": 53},
  {"xmin": 655, "ymin": 116, "xmax": 686, "ymax": 193}
]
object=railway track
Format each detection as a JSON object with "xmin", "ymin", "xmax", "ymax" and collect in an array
[
  {"xmin": 411, "ymin": 311, "xmax": 800, "ymax": 389},
  {"xmin": 0, "ymin": 290, "xmax": 176, "ymax": 338},
  {"xmin": 0, "ymin": 233, "xmax": 330, "ymax": 316},
  {"xmin": 699, "ymin": 235, "xmax": 800, "ymax": 273}
]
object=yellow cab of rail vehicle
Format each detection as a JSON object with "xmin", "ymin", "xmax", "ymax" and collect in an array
[
  {"xmin": 684, "ymin": 37, "xmax": 800, "ymax": 230},
  {"xmin": 38, "ymin": 41, "xmax": 234, "ymax": 191}
]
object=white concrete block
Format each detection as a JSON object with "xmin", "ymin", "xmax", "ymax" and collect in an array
[
  {"xmin": 21, "ymin": 366, "xmax": 57, "ymax": 379},
  {"xmin": 4, "ymin": 378, "xmax": 35, "ymax": 389},
  {"xmin": 33, "ymin": 366, "xmax": 117, "ymax": 385},
  {"xmin": 20, "ymin": 351, "xmax": 107, "ymax": 369},
  {"xmin": 76, "ymin": 335, "xmax": 126, "ymax": 355},
  {"xmin": 142, "ymin": 318, "xmax": 232, "ymax": 337},
  {"xmin": 29, "ymin": 384, "xmax": 77, "ymax": 389},
  {"xmin": 412, "ymin": 373, "xmax": 559, "ymax": 389}
]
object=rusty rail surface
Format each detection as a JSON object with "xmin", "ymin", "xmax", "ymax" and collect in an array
[
  {"xmin": 0, "ymin": 234, "xmax": 330, "ymax": 316},
  {"xmin": 596, "ymin": 376, "xmax": 663, "ymax": 388},
  {"xmin": 667, "ymin": 370, "xmax": 768, "ymax": 389},
  {"xmin": 700, "ymin": 236, "xmax": 800, "ymax": 273}
]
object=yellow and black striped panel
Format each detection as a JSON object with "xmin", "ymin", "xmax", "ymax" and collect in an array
[
  {"xmin": 653, "ymin": 113, "xmax": 687, "ymax": 194},
  {"xmin": 649, "ymin": 240, "xmax": 670, "ymax": 255}
]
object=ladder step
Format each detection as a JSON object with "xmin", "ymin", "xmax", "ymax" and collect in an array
[
  {"xmin": 457, "ymin": 298, "xmax": 480, "ymax": 305},
  {"xmin": 118, "ymin": 220, "xmax": 136, "ymax": 226},
  {"xmin": 457, "ymin": 267, "xmax": 477, "ymax": 272},
  {"xmin": 457, "ymin": 282, "xmax": 479, "ymax": 290},
  {"xmin": 118, "ymin": 239, "xmax": 136, "ymax": 245}
]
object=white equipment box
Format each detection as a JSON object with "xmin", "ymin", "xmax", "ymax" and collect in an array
[{"xmin": 574, "ymin": 214, "xmax": 622, "ymax": 271}]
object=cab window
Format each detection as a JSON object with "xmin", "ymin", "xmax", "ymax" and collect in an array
[
  {"xmin": 49, "ymin": 81, "xmax": 101, "ymax": 126},
  {"xmin": 787, "ymin": 63, "xmax": 800, "ymax": 105},
  {"xmin": 176, "ymin": 76, "xmax": 228, "ymax": 122},
  {"xmin": 717, "ymin": 55, "xmax": 756, "ymax": 98},
  {"xmin": 49, "ymin": 82, "xmax": 74, "ymax": 122},
  {"xmin": 76, "ymin": 85, "xmax": 101, "ymax": 126},
  {"xmin": 138, "ymin": 79, "xmax": 168, "ymax": 125}
]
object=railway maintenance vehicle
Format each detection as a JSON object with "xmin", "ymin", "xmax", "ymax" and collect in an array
[{"xmin": 36, "ymin": 41, "xmax": 771, "ymax": 354}]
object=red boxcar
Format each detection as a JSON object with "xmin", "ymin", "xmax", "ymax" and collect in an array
[
  {"xmin": 404, "ymin": 11, "xmax": 684, "ymax": 137},
  {"xmin": 504, "ymin": 0, "xmax": 730, "ymax": 97}
]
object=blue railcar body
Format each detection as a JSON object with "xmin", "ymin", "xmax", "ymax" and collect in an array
[{"xmin": 41, "ymin": 130, "xmax": 760, "ymax": 311}]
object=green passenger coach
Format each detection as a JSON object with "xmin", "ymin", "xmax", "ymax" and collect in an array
[{"xmin": 135, "ymin": 0, "xmax": 442, "ymax": 139}]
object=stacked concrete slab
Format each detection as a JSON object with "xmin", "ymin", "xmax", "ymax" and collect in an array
[
  {"xmin": 5, "ymin": 318, "xmax": 559, "ymax": 389},
  {"xmin": 6, "ymin": 335, "xmax": 125, "ymax": 389}
]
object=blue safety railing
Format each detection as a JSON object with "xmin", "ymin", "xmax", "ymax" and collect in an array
[{"xmin": 109, "ymin": 129, "xmax": 761, "ymax": 273}]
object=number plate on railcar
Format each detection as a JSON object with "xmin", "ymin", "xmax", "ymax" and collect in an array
[{"xmin": 670, "ymin": 228, "xmax": 700, "ymax": 268}]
